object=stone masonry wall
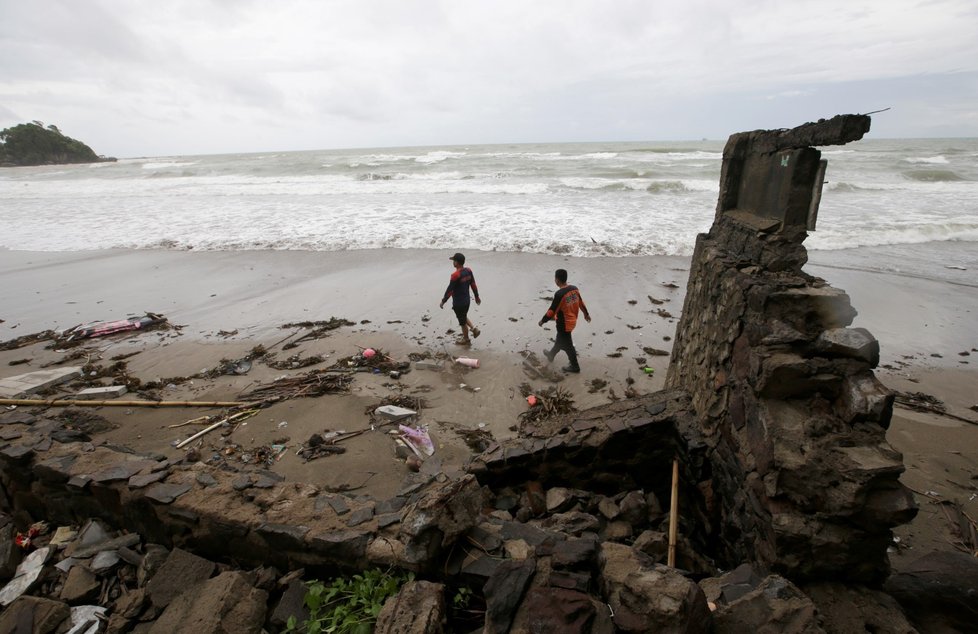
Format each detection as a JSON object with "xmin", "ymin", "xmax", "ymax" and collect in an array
[{"xmin": 665, "ymin": 116, "xmax": 917, "ymax": 584}]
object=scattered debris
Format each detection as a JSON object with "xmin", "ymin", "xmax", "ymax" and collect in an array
[
  {"xmin": 280, "ymin": 317, "xmax": 355, "ymax": 350},
  {"xmin": 0, "ymin": 330, "xmax": 57, "ymax": 351},
  {"xmin": 895, "ymin": 391, "xmax": 978, "ymax": 425},
  {"xmin": 648, "ymin": 295, "xmax": 665, "ymax": 305},
  {"xmin": 59, "ymin": 313, "xmax": 167, "ymax": 344},
  {"xmin": 268, "ymin": 353, "xmax": 325, "ymax": 370},
  {"xmin": 297, "ymin": 433, "xmax": 348, "ymax": 462},
  {"xmin": 588, "ymin": 378, "xmax": 608, "ymax": 393},
  {"xmin": 238, "ymin": 370, "xmax": 354, "ymax": 402},
  {"xmin": 642, "ymin": 346, "xmax": 670, "ymax": 357},
  {"xmin": 398, "ymin": 424, "xmax": 434, "ymax": 458},
  {"xmin": 517, "ymin": 383, "xmax": 576, "ymax": 425},
  {"xmin": 654, "ymin": 308, "xmax": 674, "ymax": 319}
]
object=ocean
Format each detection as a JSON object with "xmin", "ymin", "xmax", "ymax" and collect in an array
[{"xmin": 1, "ymin": 138, "xmax": 976, "ymax": 282}]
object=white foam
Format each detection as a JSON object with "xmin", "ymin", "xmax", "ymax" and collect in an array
[{"xmin": 903, "ymin": 155, "xmax": 949, "ymax": 164}]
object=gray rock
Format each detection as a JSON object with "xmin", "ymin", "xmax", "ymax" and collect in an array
[
  {"xmin": 546, "ymin": 487, "xmax": 579, "ymax": 513},
  {"xmin": 145, "ymin": 482, "xmax": 193, "ymax": 504},
  {"xmin": 598, "ymin": 542, "xmax": 710, "ymax": 633},
  {"xmin": 0, "ymin": 523, "xmax": 23, "ymax": 579},
  {"xmin": 0, "ymin": 595, "xmax": 70, "ymax": 633},
  {"xmin": 149, "ymin": 571, "xmax": 267, "ymax": 634},
  {"xmin": 128, "ymin": 471, "xmax": 167, "ymax": 489},
  {"xmin": 60, "ymin": 565, "xmax": 100, "ymax": 604},
  {"xmin": 90, "ymin": 550, "xmax": 121, "ymax": 574},
  {"xmin": 137, "ymin": 545, "xmax": 170, "ymax": 587},
  {"xmin": 375, "ymin": 580, "xmax": 446, "ymax": 634},
  {"xmin": 483, "ymin": 559, "xmax": 535, "ymax": 634},
  {"xmin": 633, "ymin": 530, "xmax": 669, "ymax": 562},
  {"xmin": 0, "ymin": 546, "xmax": 51, "ymax": 607},
  {"xmin": 709, "ymin": 574, "xmax": 823, "ymax": 634},
  {"xmin": 618, "ymin": 490, "xmax": 648, "ymax": 525},
  {"xmin": 816, "ymin": 327, "xmax": 880, "ymax": 366},
  {"xmin": 346, "ymin": 505, "xmax": 375, "ymax": 528},
  {"xmin": 509, "ymin": 587, "xmax": 615, "ymax": 634},
  {"xmin": 146, "ymin": 548, "xmax": 216, "ymax": 609},
  {"xmin": 884, "ymin": 550, "xmax": 978, "ymax": 634},
  {"xmin": 70, "ymin": 533, "xmax": 141, "ymax": 559},
  {"xmin": 543, "ymin": 511, "xmax": 600, "ymax": 536},
  {"xmin": 802, "ymin": 582, "xmax": 916, "ymax": 634},
  {"xmin": 195, "ymin": 472, "xmax": 218, "ymax": 487},
  {"xmin": 270, "ymin": 578, "xmax": 308, "ymax": 629},
  {"xmin": 91, "ymin": 460, "xmax": 155, "ymax": 483}
]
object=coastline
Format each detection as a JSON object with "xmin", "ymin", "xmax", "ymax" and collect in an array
[{"xmin": 1, "ymin": 245, "xmax": 976, "ymax": 567}]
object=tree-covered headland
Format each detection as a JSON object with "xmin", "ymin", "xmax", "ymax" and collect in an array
[{"xmin": 0, "ymin": 121, "xmax": 115, "ymax": 166}]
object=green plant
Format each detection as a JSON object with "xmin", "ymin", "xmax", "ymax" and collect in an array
[
  {"xmin": 283, "ymin": 568, "xmax": 414, "ymax": 634},
  {"xmin": 452, "ymin": 586, "xmax": 473, "ymax": 610}
]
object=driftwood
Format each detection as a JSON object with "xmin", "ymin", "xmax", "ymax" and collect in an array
[
  {"xmin": 175, "ymin": 409, "xmax": 259, "ymax": 449},
  {"xmin": 894, "ymin": 391, "xmax": 978, "ymax": 426},
  {"xmin": 238, "ymin": 370, "xmax": 354, "ymax": 401}
]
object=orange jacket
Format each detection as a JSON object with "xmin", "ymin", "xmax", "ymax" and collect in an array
[{"xmin": 542, "ymin": 285, "xmax": 589, "ymax": 332}]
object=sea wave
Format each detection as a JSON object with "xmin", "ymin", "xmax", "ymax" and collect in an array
[
  {"xmin": 902, "ymin": 169, "xmax": 965, "ymax": 182},
  {"xmin": 903, "ymin": 155, "xmax": 949, "ymax": 164},
  {"xmin": 807, "ymin": 221, "xmax": 978, "ymax": 250}
]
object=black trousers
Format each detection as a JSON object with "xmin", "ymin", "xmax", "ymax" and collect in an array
[{"xmin": 548, "ymin": 329, "xmax": 579, "ymax": 369}]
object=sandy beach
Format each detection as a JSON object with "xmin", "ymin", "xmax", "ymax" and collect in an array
[{"xmin": 1, "ymin": 246, "xmax": 976, "ymax": 571}]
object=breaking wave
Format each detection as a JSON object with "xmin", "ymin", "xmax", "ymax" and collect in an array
[{"xmin": 903, "ymin": 170, "xmax": 965, "ymax": 182}]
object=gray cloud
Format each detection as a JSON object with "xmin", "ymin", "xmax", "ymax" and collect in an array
[{"xmin": 2, "ymin": 0, "xmax": 976, "ymax": 156}]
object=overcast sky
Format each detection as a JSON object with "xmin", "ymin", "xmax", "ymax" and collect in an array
[{"xmin": 1, "ymin": 0, "xmax": 976, "ymax": 157}]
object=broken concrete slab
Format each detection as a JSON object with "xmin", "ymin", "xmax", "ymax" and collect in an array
[
  {"xmin": 75, "ymin": 385, "xmax": 128, "ymax": 400},
  {"xmin": 376, "ymin": 405, "xmax": 417, "ymax": 421},
  {"xmin": 0, "ymin": 366, "xmax": 82, "ymax": 398}
]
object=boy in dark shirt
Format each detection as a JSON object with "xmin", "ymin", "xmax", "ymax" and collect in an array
[
  {"xmin": 440, "ymin": 252, "xmax": 482, "ymax": 345},
  {"xmin": 539, "ymin": 268, "xmax": 591, "ymax": 373}
]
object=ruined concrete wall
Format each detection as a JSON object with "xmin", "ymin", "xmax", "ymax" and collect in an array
[{"xmin": 666, "ymin": 116, "xmax": 916, "ymax": 584}]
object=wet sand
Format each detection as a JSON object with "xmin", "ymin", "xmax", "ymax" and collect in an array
[{"xmin": 1, "ymin": 247, "xmax": 976, "ymax": 569}]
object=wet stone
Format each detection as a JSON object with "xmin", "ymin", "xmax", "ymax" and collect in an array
[
  {"xmin": 231, "ymin": 475, "xmax": 252, "ymax": 491},
  {"xmin": 376, "ymin": 496, "xmax": 407, "ymax": 515},
  {"xmin": 143, "ymin": 483, "xmax": 191, "ymax": 504},
  {"xmin": 346, "ymin": 505, "xmax": 375, "ymax": 528},
  {"xmin": 51, "ymin": 429, "xmax": 89, "ymax": 444},
  {"xmin": 377, "ymin": 513, "xmax": 401, "ymax": 529},
  {"xmin": 317, "ymin": 494, "xmax": 350, "ymax": 515},
  {"xmin": 253, "ymin": 475, "xmax": 277, "ymax": 489},
  {"xmin": 645, "ymin": 402, "xmax": 667, "ymax": 416},
  {"xmin": 146, "ymin": 548, "xmax": 216, "ymax": 609},
  {"xmin": 0, "ymin": 429, "xmax": 22, "ymax": 441},
  {"xmin": 66, "ymin": 475, "xmax": 90, "ymax": 489},
  {"xmin": 195, "ymin": 473, "xmax": 217, "ymax": 488},
  {"xmin": 0, "ymin": 444, "xmax": 34, "ymax": 461},
  {"xmin": 32, "ymin": 455, "xmax": 77, "ymax": 483},
  {"xmin": 32, "ymin": 437, "xmax": 52, "ymax": 452},
  {"xmin": 129, "ymin": 471, "xmax": 167, "ymax": 489},
  {"xmin": 91, "ymin": 550, "xmax": 121, "ymax": 573},
  {"xmin": 92, "ymin": 461, "xmax": 153, "ymax": 484},
  {"xmin": 167, "ymin": 508, "xmax": 200, "ymax": 523},
  {"xmin": 258, "ymin": 524, "xmax": 309, "ymax": 549}
]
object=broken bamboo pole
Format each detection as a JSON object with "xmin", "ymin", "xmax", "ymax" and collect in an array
[
  {"xmin": 174, "ymin": 409, "xmax": 259, "ymax": 449},
  {"xmin": 668, "ymin": 457, "xmax": 679, "ymax": 568},
  {"xmin": 0, "ymin": 398, "xmax": 249, "ymax": 408}
]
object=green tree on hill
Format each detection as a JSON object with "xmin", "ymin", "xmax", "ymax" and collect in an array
[{"xmin": 0, "ymin": 121, "xmax": 110, "ymax": 166}]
